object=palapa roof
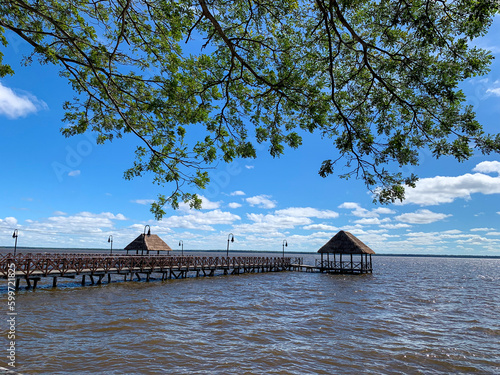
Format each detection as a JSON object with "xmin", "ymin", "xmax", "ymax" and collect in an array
[
  {"xmin": 124, "ymin": 233, "xmax": 172, "ymax": 252},
  {"xmin": 318, "ymin": 230, "xmax": 375, "ymax": 254}
]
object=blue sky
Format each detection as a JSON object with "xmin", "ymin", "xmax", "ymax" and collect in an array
[{"xmin": 1, "ymin": 17, "xmax": 500, "ymax": 255}]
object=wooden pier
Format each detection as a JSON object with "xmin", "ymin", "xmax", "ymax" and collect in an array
[{"xmin": 0, "ymin": 253, "xmax": 299, "ymax": 289}]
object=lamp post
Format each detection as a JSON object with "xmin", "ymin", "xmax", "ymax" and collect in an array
[
  {"xmin": 226, "ymin": 233, "xmax": 234, "ymax": 257},
  {"xmin": 108, "ymin": 235, "xmax": 113, "ymax": 255},
  {"xmin": 142, "ymin": 225, "xmax": 151, "ymax": 255},
  {"xmin": 12, "ymin": 229, "xmax": 18, "ymax": 257},
  {"xmin": 282, "ymin": 239, "xmax": 287, "ymax": 258},
  {"xmin": 179, "ymin": 240, "xmax": 184, "ymax": 256}
]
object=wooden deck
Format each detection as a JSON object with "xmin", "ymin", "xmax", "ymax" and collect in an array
[{"xmin": 0, "ymin": 253, "xmax": 299, "ymax": 289}]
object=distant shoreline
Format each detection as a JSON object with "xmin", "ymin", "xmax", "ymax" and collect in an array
[{"xmin": 0, "ymin": 246, "xmax": 499, "ymax": 259}]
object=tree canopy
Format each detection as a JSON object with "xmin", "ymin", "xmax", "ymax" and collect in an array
[{"xmin": 1, "ymin": 0, "xmax": 499, "ymax": 218}]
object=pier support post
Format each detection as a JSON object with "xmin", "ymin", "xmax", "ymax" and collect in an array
[
  {"xmin": 81, "ymin": 275, "xmax": 86, "ymax": 286},
  {"xmin": 52, "ymin": 277, "xmax": 57, "ymax": 288}
]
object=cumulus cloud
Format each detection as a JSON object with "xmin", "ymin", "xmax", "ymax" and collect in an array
[
  {"xmin": 401, "ymin": 161, "xmax": 500, "ymax": 206},
  {"xmin": 338, "ymin": 202, "xmax": 396, "ymax": 217},
  {"xmin": 228, "ymin": 202, "xmax": 242, "ymax": 209},
  {"xmin": 380, "ymin": 223, "xmax": 411, "ymax": 229},
  {"xmin": 486, "ymin": 87, "xmax": 500, "ymax": 96},
  {"xmin": 303, "ymin": 224, "xmax": 339, "ymax": 231},
  {"xmin": 160, "ymin": 209, "xmax": 241, "ymax": 231},
  {"xmin": 0, "ymin": 217, "xmax": 18, "ymax": 228},
  {"xmin": 230, "ymin": 190, "xmax": 246, "ymax": 196},
  {"xmin": 395, "ymin": 209, "xmax": 451, "ymax": 224},
  {"xmin": 354, "ymin": 217, "xmax": 391, "ymax": 225},
  {"xmin": 198, "ymin": 196, "xmax": 221, "ymax": 210},
  {"xmin": 177, "ymin": 195, "xmax": 221, "ymax": 210},
  {"xmin": 275, "ymin": 207, "xmax": 339, "ymax": 219},
  {"xmin": 246, "ymin": 195, "xmax": 277, "ymax": 209},
  {"xmin": 472, "ymin": 161, "xmax": 500, "ymax": 174},
  {"xmin": 0, "ymin": 82, "xmax": 48, "ymax": 119},
  {"xmin": 21, "ymin": 211, "xmax": 128, "ymax": 235},
  {"xmin": 234, "ymin": 213, "xmax": 311, "ymax": 233}
]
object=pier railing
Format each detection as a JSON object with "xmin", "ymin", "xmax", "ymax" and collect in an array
[
  {"xmin": 315, "ymin": 259, "xmax": 372, "ymax": 273},
  {"xmin": 0, "ymin": 253, "xmax": 292, "ymax": 278}
]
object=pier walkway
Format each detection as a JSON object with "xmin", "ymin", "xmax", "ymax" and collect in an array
[{"xmin": 1, "ymin": 253, "xmax": 303, "ymax": 289}]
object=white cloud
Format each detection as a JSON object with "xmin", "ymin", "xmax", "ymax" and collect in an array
[
  {"xmin": 373, "ymin": 207, "xmax": 396, "ymax": 215},
  {"xmin": 246, "ymin": 195, "xmax": 277, "ymax": 209},
  {"xmin": 199, "ymin": 196, "xmax": 221, "ymax": 210},
  {"xmin": 338, "ymin": 202, "xmax": 395, "ymax": 217},
  {"xmin": 159, "ymin": 209, "xmax": 241, "ymax": 231},
  {"xmin": 472, "ymin": 161, "xmax": 500, "ymax": 174},
  {"xmin": 275, "ymin": 207, "xmax": 339, "ymax": 219},
  {"xmin": 228, "ymin": 202, "xmax": 242, "ymax": 209},
  {"xmin": 470, "ymin": 227, "xmax": 496, "ymax": 232},
  {"xmin": 303, "ymin": 224, "xmax": 339, "ymax": 231},
  {"xmin": 245, "ymin": 165, "xmax": 255, "ymax": 169},
  {"xmin": 178, "ymin": 195, "xmax": 221, "ymax": 210},
  {"xmin": 486, "ymin": 87, "xmax": 500, "ymax": 96},
  {"xmin": 0, "ymin": 217, "xmax": 18, "ymax": 228},
  {"xmin": 68, "ymin": 170, "xmax": 81, "ymax": 177},
  {"xmin": 53, "ymin": 211, "xmax": 67, "ymax": 216},
  {"xmin": 230, "ymin": 190, "xmax": 246, "ymax": 196},
  {"xmin": 401, "ymin": 162, "xmax": 500, "ymax": 206},
  {"xmin": 234, "ymin": 213, "xmax": 311, "ymax": 233},
  {"xmin": 354, "ymin": 217, "xmax": 391, "ymax": 225},
  {"xmin": 22, "ymin": 211, "xmax": 127, "ymax": 235},
  {"xmin": 395, "ymin": 209, "xmax": 451, "ymax": 224},
  {"xmin": 0, "ymin": 82, "xmax": 48, "ymax": 119},
  {"xmin": 131, "ymin": 199, "xmax": 155, "ymax": 205},
  {"xmin": 380, "ymin": 223, "xmax": 411, "ymax": 229}
]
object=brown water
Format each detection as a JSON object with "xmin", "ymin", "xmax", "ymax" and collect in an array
[{"xmin": 2, "ymin": 254, "xmax": 499, "ymax": 374}]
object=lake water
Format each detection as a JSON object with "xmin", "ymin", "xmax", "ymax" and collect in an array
[{"xmin": 1, "ymin": 253, "xmax": 499, "ymax": 374}]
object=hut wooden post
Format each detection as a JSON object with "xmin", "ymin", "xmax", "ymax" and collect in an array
[{"xmin": 317, "ymin": 230, "xmax": 375, "ymax": 274}]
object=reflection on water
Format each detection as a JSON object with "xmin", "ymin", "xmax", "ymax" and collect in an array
[{"xmin": 2, "ymin": 255, "xmax": 499, "ymax": 374}]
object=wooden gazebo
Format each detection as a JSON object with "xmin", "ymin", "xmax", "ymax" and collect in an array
[
  {"xmin": 317, "ymin": 230, "xmax": 374, "ymax": 274},
  {"xmin": 124, "ymin": 233, "xmax": 172, "ymax": 255}
]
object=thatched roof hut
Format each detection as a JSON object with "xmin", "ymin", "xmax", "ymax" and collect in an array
[
  {"xmin": 317, "ymin": 230, "xmax": 374, "ymax": 274},
  {"xmin": 124, "ymin": 233, "xmax": 172, "ymax": 255},
  {"xmin": 318, "ymin": 230, "xmax": 375, "ymax": 255}
]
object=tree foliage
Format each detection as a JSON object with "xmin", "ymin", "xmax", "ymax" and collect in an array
[{"xmin": 1, "ymin": 0, "xmax": 499, "ymax": 218}]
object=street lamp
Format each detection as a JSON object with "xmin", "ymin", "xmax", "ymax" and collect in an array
[
  {"xmin": 12, "ymin": 229, "xmax": 18, "ymax": 257},
  {"xmin": 108, "ymin": 235, "xmax": 113, "ymax": 255},
  {"xmin": 226, "ymin": 233, "xmax": 234, "ymax": 257},
  {"xmin": 179, "ymin": 240, "xmax": 184, "ymax": 256},
  {"xmin": 282, "ymin": 239, "xmax": 287, "ymax": 258}
]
